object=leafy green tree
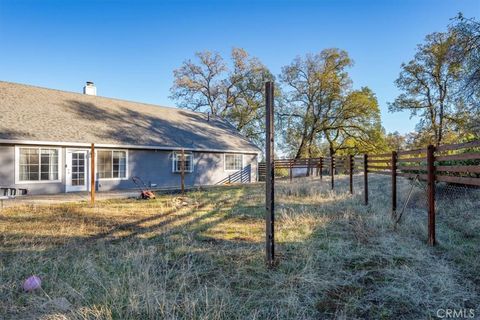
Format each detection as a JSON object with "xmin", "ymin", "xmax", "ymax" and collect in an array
[
  {"xmin": 279, "ymin": 49, "xmax": 384, "ymax": 159},
  {"xmin": 323, "ymin": 87, "xmax": 385, "ymax": 155},
  {"xmin": 390, "ymin": 15, "xmax": 480, "ymax": 146},
  {"xmin": 449, "ymin": 14, "xmax": 480, "ymax": 138},
  {"xmin": 279, "ymin": 49, "xmax": 352, "ymax": 158},
  {"xmin": 389, "ymin": 31, "xmax": 461, "ymax": 147},
  {"xmin": 384, "ymin": 131, "xmax": 407, "ymax": 151}
]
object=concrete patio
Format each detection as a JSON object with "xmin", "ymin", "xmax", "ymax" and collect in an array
[
  {"xmin": 0, "ymin": 183, "xmax": 258, "ymax": 209},
  {"xmin": 0, "ymin": 189, "xmax": 140, "ymax": 209}
]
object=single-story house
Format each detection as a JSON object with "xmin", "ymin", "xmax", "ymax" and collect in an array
[{"xmin": 0, "ymin": 81, "xmax": 260, "ymax": 195}]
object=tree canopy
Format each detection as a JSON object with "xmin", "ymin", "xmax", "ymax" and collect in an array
[
  {"xmin": 171, "ymin": 15, "xmax": 479, "ymax": 158},
  {"xmin": 170, "ymin": 48, "xmax": 274, "ymax": 147},
  {"xmin": 389, "ymin": 15, "xmax": 480, "ymax": 146},
  {"xmin": 279, "ymin": 49, "xmax": 384, "ymax": 158}
]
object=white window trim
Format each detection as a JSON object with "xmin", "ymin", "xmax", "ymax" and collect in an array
[
  {"xmin": 224, "ymin": 153, "xmax": 244, "ymax": 172},
  {"xmin": 14, "ymin": 146, "xmax": 63, "ymax": 184},
  {"xmin": 96, "ymin": 149, "xmax": 129, "ymax": 181},
  {"xmin": 65, "ymin": 148, "xmax": 90, "ymax": 193},
  {"xmin": 172, "ymin": 152, "xmax": 194, "ymax": 173}
]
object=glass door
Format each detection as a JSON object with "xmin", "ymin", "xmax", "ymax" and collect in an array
[{"xmin": 66, "ymin": 150, "xmax": 88, "ymax": 192}]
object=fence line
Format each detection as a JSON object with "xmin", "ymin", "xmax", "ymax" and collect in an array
[{"xmin": 258, "ymin": 141, "xmax": 480, "ymax": 245}]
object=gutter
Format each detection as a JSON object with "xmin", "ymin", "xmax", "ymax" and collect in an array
[{"xmin": 0, "ymin": 139, "xmax": 261, "ymax": 155}]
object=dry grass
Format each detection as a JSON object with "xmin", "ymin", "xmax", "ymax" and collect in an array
[{"xmin": 0, "ymin": 177, "xmax": 479, "ymax": 319}]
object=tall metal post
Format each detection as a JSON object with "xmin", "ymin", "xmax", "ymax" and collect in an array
[
  {"xmin": 306, "ymin": 158, "xmax": 311, "ymax": 177},
  {"xmin": 265, "ymin": 81, "xmax": 275, "ymax": 266},
  {"xmin": 289, "ymin": 161, "xmax": 293, "ymax": 182},
  {"xmin": 364, "ymin": 154, "xmax": 368, "ymax": 205},
  {"xmin": 319, "ymin": 157, "xmax": 323, "ymax": 180},
  {"xmin": 330, "ymin": 152, "xmax": 335, "ymax": 190},
  {"xmin": 427, "ymin": 145, "xmax": 436, "ymax": 246},
  {"xmin": 181, "ymin": 149, "xmax": 185, "ymax": 195},
  {"xmin": 349, "ymin": 155, "xmax": 353, "ymax": 194},
  {"xmin": 90, "ymin": 143, "xmax": 95, "ymax": 206},
  {"xmin": 391, "ymin": 151, "xmax": 397, "ymax": 217}
]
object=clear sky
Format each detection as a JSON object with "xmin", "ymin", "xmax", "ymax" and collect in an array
[{"xmin": 0, "ymin": 0, "xmax": 478, "ymax": 134}]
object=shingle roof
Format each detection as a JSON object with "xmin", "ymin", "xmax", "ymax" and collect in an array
[{"xmin": 0, "ymin": 81, "xmax": 260, "ymax": 153}]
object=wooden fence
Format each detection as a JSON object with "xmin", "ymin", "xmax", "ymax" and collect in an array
[{"xmin": 258, "ymin": 140, "xmax": 480, "ymax": 245}]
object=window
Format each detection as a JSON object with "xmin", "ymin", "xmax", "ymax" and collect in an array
[
  {"xmin": 225, "ymin": 154, "xmax": 243, "ymax": 171},
  {"xmin": 71, "ymin": 152, "xmax": 86, "ymax": 186},
  {"xmin": 18, "ymin": 147, "xmax": 60, "ymax": 182},
  {"xmin": 172, "ymin": 152, "xmax": 194, "ymax": 173},
  {"xmin": 97, "ymin": 150, "xmax": 127, "ymax": 179}
]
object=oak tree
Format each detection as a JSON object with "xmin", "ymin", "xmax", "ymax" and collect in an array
[{"xmin": 170, "ymin": 48, "xmax": 274, "ymax": 146}]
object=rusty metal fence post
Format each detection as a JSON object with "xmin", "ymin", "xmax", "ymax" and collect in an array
[
  {"xmin": 289, "ymin": 160, "xmax": 293, "ymax": 182},
  {"xmin": 330, "ymin": 155, "xmax": 335, "ymax": 190},
  {"xmin": 427, "ymin": 145, "xmax": 436, "ymax": 246},
  {"xmin": 391, "ymin": 151, "xmax": 397, "ymax": 217},
  {"xmin": 306, "ymin": 158, "xmax": 311, "ymax": 177},
  {"xmin": 349, "ymin": 155, "xmax": 353, "ymax": 194},
  {"xmin": 364, "ymin": 154, "xmax": 368, "ymax": 205},
  {"xmin": 181, "ymin": 149, "xmax": 185, "ymax": 195},
  {"xmin": 265, "ymin": 81, "xmax": 275, "ymax": 266},
  {"xmin": 90, "ymin": 143, "xmax": 95, "ymax": 206},
  {"xmin": 320, "ymin": 157, "xmax": 323, "ymax": 180}
]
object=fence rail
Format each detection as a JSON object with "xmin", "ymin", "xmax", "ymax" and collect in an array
[{"xmin": 258, "ymin": 141, "xmax": 480, "ymax": 245}]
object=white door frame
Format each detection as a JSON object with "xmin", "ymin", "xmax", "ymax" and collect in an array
[{"xmin": 66, "ymin": 149, "xmax": 89, "ymax": 192}]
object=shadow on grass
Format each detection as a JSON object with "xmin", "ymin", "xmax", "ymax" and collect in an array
[{"xmin": 2, "ymin": 176, "xmax": 478, "ymax": 319}]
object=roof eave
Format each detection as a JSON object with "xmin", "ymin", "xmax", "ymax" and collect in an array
[{"xmin": 0, "ymin": 138, "xmax": 261, "ymax": 155}]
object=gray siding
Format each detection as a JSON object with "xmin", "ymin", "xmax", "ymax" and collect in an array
[
  {"xmin": 97, "ymin": 150, "xmax": 258, "ymax": 192},
  {"xmin": 0, "ymin": 145, "xmax": 258, "ymax": 195},
  {"xmin": 0, "ymin": 145, "xmax": 65, "ymax": 194}
]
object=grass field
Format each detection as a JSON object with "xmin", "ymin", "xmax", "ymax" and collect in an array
[{"xmin": 1, "ymin": 175, "xmax": 479, "ymax": 319}]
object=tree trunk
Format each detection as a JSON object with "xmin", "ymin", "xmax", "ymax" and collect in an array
[{"xmin": 437, "ymin": 102, "xmax": 445, "ymax": 147}]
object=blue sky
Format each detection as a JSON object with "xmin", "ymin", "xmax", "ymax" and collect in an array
[{"xmin": 0, "ymin": 0, "xmax": 478, "ymax": 134}]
